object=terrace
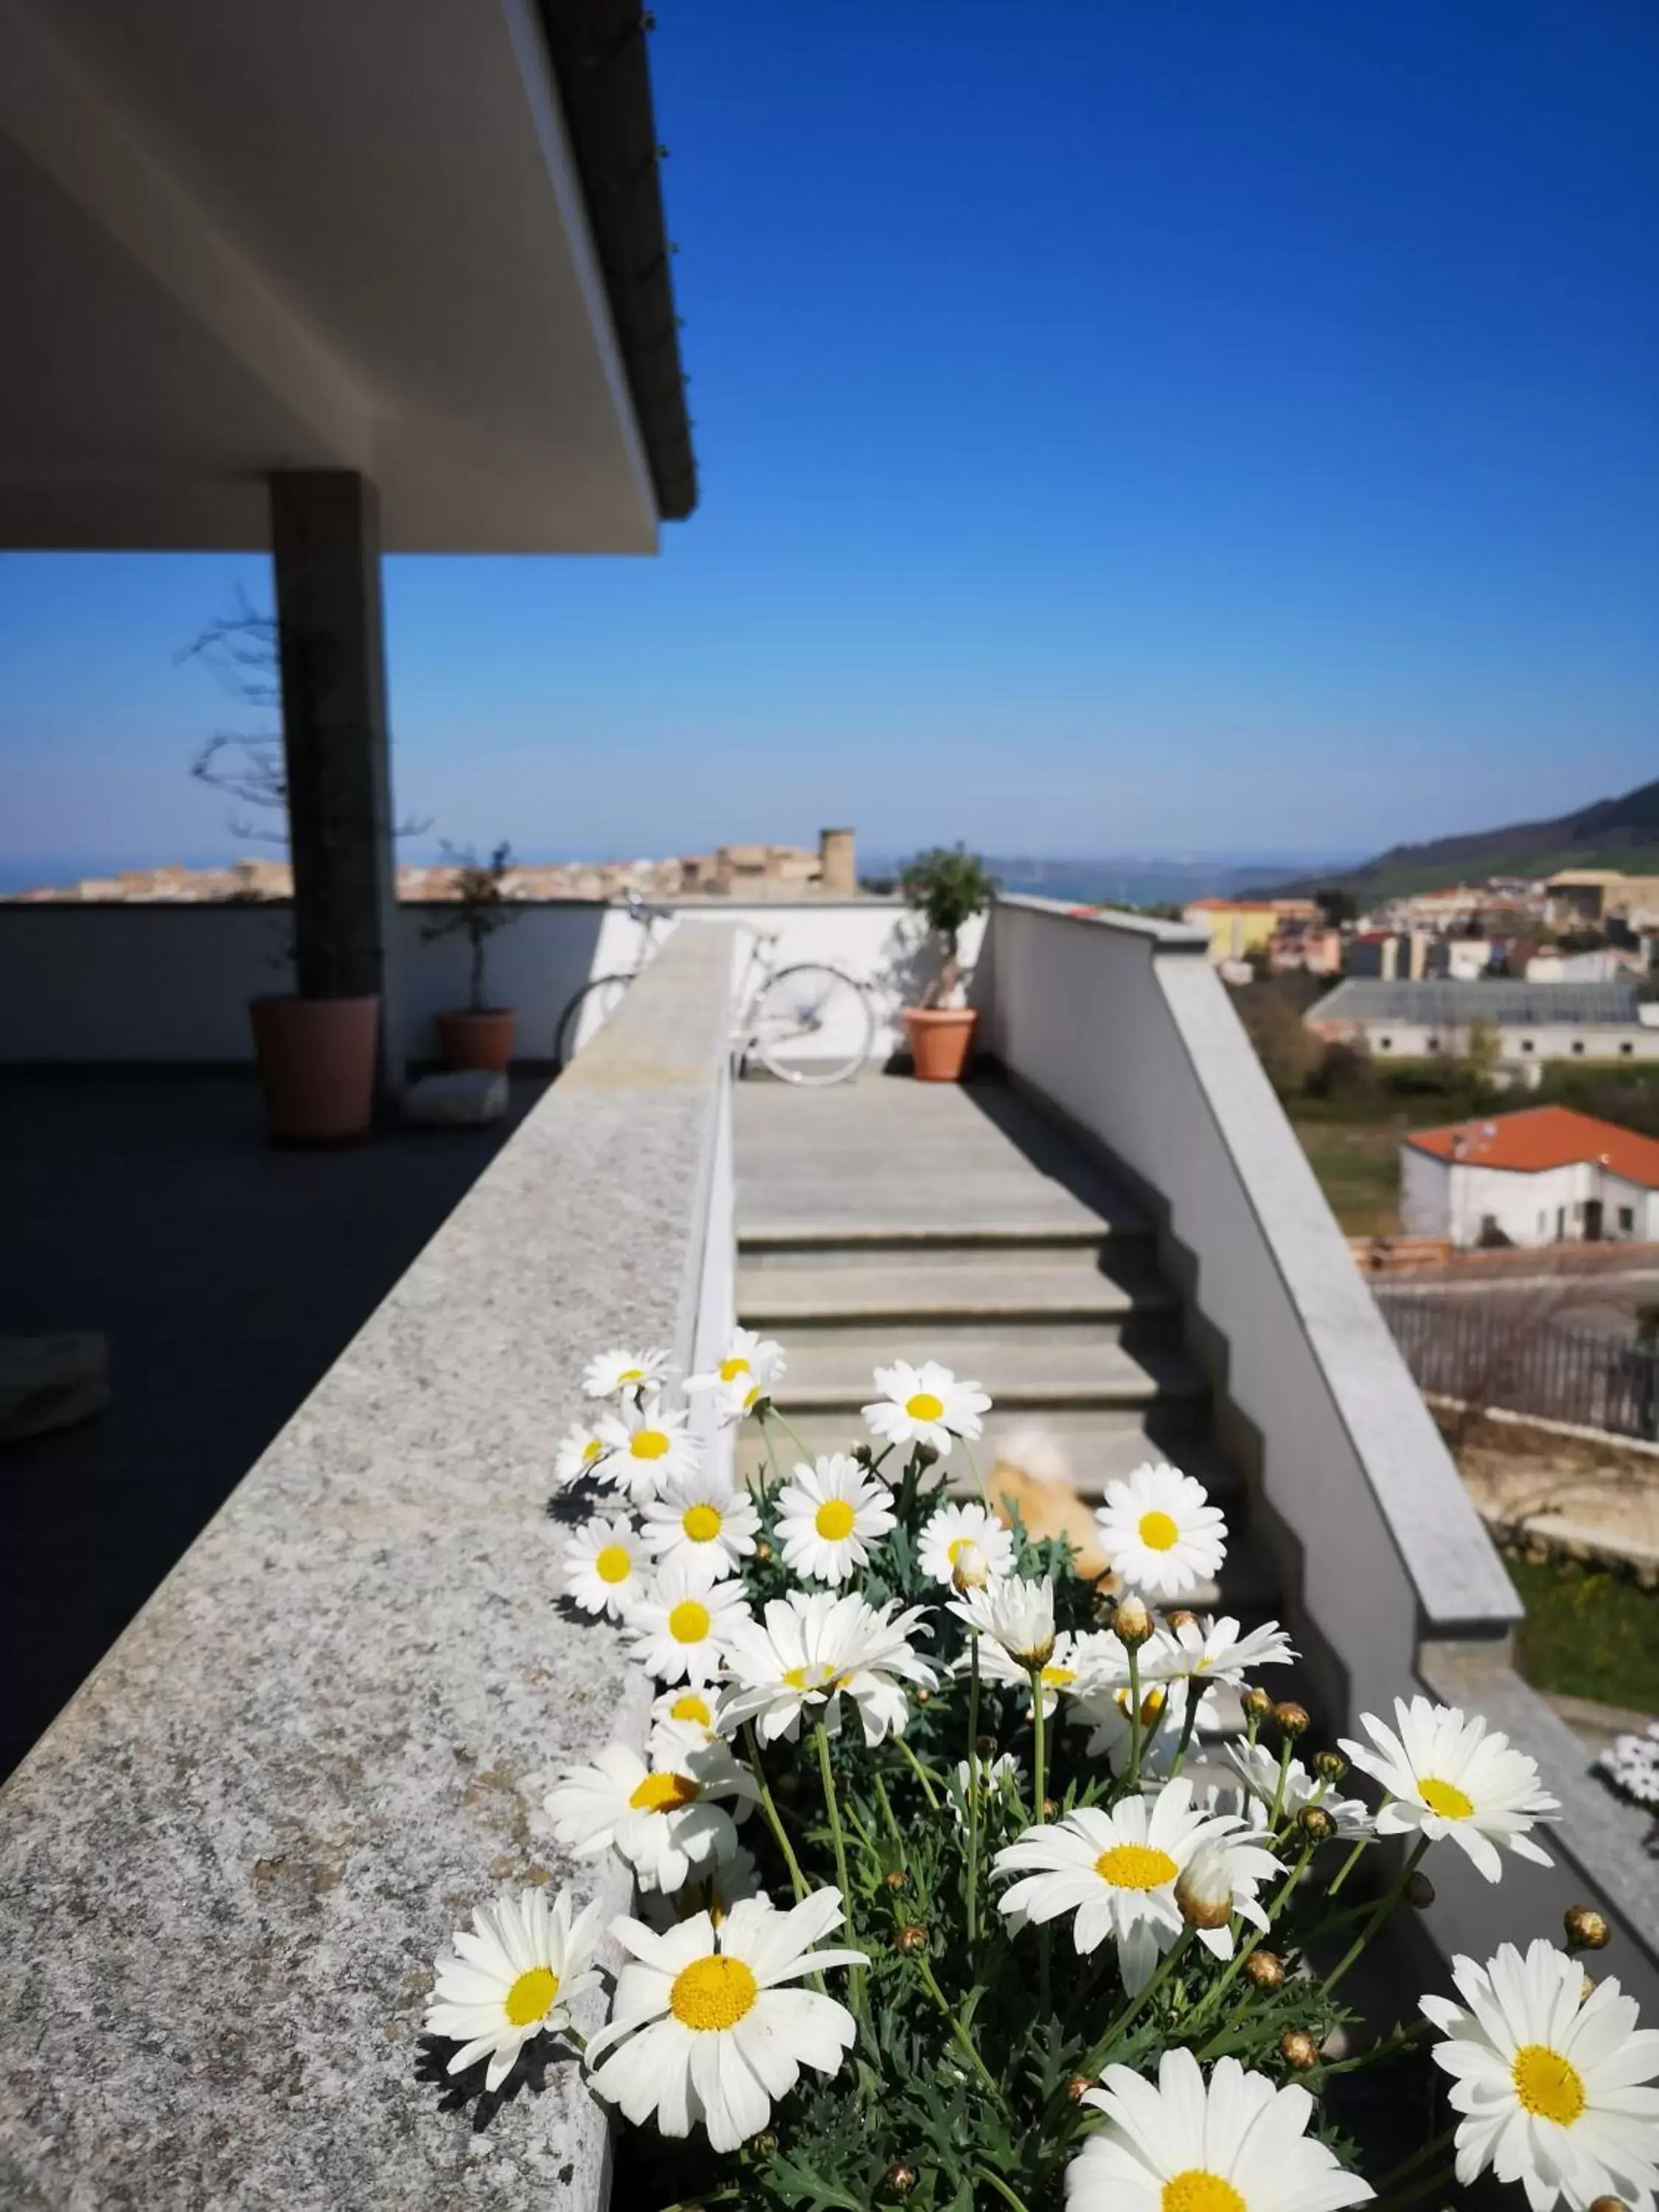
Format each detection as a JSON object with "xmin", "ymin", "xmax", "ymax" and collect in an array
[{"xmin": 3, "ymin": 906, "xmax": 1655, "ymax": 2206}]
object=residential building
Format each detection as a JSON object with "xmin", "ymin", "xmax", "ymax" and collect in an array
[
  {"xmin": 1400, "ymin": 1104, "xmax": 1659, "ymax": 1247},
  {"xmin": 1267, "ymin": 920, "xmax": 1343, "ymax": 975},
  {"xmin": 1346, "ymin": 931, "xmax": 1430, "ymax": 981},
  {"xmin": 1524, "ymin": 946, "xmax": 1642, "ymax": 983},
  {"xmin": 1544, "ymin": 869, "xmax": 1659, "ymax": 930},
  {"xmin": 1183, "ymin": 896, "xmax": 1317, "ymax": 964},
  {"xmin": 1307, "ymin": 977, "xmax": 1659, "ymax": 1064},
  {"xmin": 1426, "ymin": 936, "xmax": 1497, "ymax": 981}
]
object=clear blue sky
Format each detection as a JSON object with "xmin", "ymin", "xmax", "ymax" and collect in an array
[{"xmin": 3, "ymin": 0, "xmax": 1657, "ymax": 878}]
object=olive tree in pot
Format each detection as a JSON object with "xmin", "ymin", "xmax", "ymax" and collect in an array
[
  {"xmin": 899, "ymin": 844, "xmax": 996, "ymax": 1080},
  {"xmin": 422, "ymin": 842, "xmax": 526, "ymax": 1073}
]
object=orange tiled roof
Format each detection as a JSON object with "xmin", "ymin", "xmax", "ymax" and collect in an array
[{"xmin": 1405, "ymin": 1105, "xmax": 1659, "ymax": 1188}]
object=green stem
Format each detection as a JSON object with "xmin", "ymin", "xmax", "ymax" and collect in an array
[
  {"xmin": 1076, "ymin": 1927, "xmax": 1194, "ymax": 2080},
  {"xmin": 894, "ymin": 1730, "xmax": 941, "ymax": 1811},
  {"xmin": 1126, "ymin": 1644, "xmax": 1144, "ymax": 1788},
  {"xmin": 961, "ymin": 1432, "xmax": 991, "ymax": 1508},
  {"xmin": 743, "ymin": 1723, "xmax": 807, "ymax": 1903},
  {"xmin": 872, "ymin": 1768, "xmax": 905, "ymax": 1853},
  {"xmin": 814, "ymin": 1721, "xmax": 862, "ymax": 2006},
  {"xmin": 1189, "ymin": 1844, "xmax": 1316, "ymax": 2051},
  {"xmin": 768, "ymin": 1405, "xmax": 816, "ymax": 1464},
  {"xmin": 1267, "ymin": 1733, "xmax": 1293, "ymax": 1831},
  {"xmin": 1322, "ymin": 1837, "xmax": 1430, "ymax": 1997},
  {"xmin": 973, "ymin": 2170, "xmax": 1034, "ymax": 2212},
  {"xmin": 911, "ymin": 1953, "xmax": 1006, "ymax": 2112},
  {"xmin": 757, "ymin": 1413, "xmax": 786, "ymax": 1493},
  {"xmin": 1169, "ymin": 1681, "xmax": 1203, "ymax": 1776},
  {"xmin": 1325, "ymin": 1833, "xmax": 1369, "ymax": 1899},
  {"xmin": 966, "ymin": 1635, "xmax": 981, "ymax": 1943},
  {"xmin": 1029, "ymin": 1669, "xmax": 1048, "ymax": 1820}
]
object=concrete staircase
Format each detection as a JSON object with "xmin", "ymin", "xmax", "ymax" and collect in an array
[{"xmin": 731, "ymin": 1078, "xmax": 1280, "ymax": 1624}]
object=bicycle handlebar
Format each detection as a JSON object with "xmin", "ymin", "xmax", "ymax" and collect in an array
[{"xmin": 624, "ymin": 891, "xmax": 676, "ymax": 922}]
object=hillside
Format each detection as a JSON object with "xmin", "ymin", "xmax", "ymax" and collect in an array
[{"xmin": 1249, "ymin": 774, "xmax": 1659, "ymax": 904}]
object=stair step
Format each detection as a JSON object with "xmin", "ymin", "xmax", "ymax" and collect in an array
[
  {"xmin": 739, "ymin": 1258, "xmax": 1178, "ymax": 1326},
  {"xmin": 768, "ymin": 1333, "xmax": 1206, "ymax": 1413},
  {"xmin": 737, "ymin": 1222, "xmax": 1150, "ymax": 1266}
]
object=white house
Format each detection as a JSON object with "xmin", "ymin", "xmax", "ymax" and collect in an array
[
  {"xmin": 1399, "ymin": 1105, "xmax": 1659, "ymax": 1248},
  {"xmin": 1307, "ymin": 978, "xmax": 1659, "ymax": 1066}
]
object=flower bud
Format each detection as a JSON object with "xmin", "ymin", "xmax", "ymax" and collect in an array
[
  {"xmin": 774, "ymin": 1769, "xmax": 800, "ymax": 1799},
  {"xmin": 1114, "ymin": 1594, "xmax": 1153, "ymax": 1647},
  {"xmin": 752, "ymin": 2132, "xmax": 778, "ymax": 2159},
  {"xmin": 1279, "ymin": 2029, "xmax": 1319, "ymax": 2070},
  {"xmin": 896, "ymin": 1923, "xmax": 929, "ymax": 1955},
  {"xmin": 1405, "ymin": 1871, "xmax": 1436, "ymax": 1910},
  {"xmin": 1242, "ymin": 1686, "xmax": 1273, "ymax": 1722},
  {"xmin": 884, "ymin": 2167, "xmax": 918, "ymax": 2199},
  {"xmin": 852, "ymin": 1444, "xmax": 875, "ymax": 1468},
  {"xmin": 1042, "ymin": 1796, "xmax": 1060, "ymax": 1820},
  {"xmin": 1582, "ymin": 1972, "xmax": 1597, "ymax": 2006},
  {"xmin": 1176, "ymin": 1844, "xmax": 1236, "ymax": 1930},
  {"xmin": 1066, "ymin": 2073, "xmax": 1095, "ymax": 2102},
  {"xmin": 1271, "ymin": 1701, "xmax": 1310, "ymax": 1739},
  {"xmin": 1244, "ymin": 1950, "xmax": 1285, "ymax": 1989},
  {"xmin": 915, "ymin": 1443, "xmax": 939, "ymax": 1470},
  {"xmin": 1296, "ymin": 1805, "xmax": 1334, "ymax": 1843},
  {"xmin": 914, "ymin": 1686, "xmax": 931, "ymax": 1705},
  {"xmin": 1313, "ymin": 1750, "xmax": 1347, "ymax": 1783},
  {"xmin": 1586, "ymin": 2199, "xmax": 1627, "ymax": 2212},
  {"xmin": 975, "ymin": 1732, "xmax": 1000, "ymax": 1760},
  {"xmin": 1164, "ymin": 1609, "xmax": 1199, "ymax": 1633},
  {"xmin": 883, "ymin": 1868, "xmax": 908, "ymax": 1891},
  {"xmin": 951, "ymin": 1540, "xmax": 992, "ymax": 1593},
  {"xmin": 1565, "ymin": 1906, "xmax": 1610, "ymax": 1952},
  {"xmin": 753, "ymin": 1540, "xmax": 773, "ymax": 1562}
]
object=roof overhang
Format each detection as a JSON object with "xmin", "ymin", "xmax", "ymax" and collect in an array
[{"xmin": 0, "ymin": 0, "xmax": 695, "ymax": 552}]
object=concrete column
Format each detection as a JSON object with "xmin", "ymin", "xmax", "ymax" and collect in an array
[
  {"xmin": 268, "ymin": 470, "xmax": 402, "ymax": 1092},
  {"xmin": 819, "ymin": 827, "xmax": 856, "ymax": 896}
]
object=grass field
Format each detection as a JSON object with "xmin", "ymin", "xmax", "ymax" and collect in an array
[
  {"xmin": 1506, "ymin": 1554, "xmax": 1659, "ymax": 1714},
  {"xmin": 1289, "ymin": 1112, "xmax": 1409, "ymax": 1237}
]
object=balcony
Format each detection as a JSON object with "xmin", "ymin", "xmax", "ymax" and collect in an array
[{"xmin": 1, "ymin": 900, "xmax": 1653, "ymax": 2205}]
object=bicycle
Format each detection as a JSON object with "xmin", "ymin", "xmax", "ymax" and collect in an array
[{"xmin": 553, "ymin": 894, "xmax": 876, "ymax": 1086}]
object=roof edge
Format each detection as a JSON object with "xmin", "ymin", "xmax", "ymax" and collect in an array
[{"xmin": 536, "ymin": 2, "xmax": 698, "ymax": 521}]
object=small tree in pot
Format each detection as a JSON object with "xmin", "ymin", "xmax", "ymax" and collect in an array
[
  {"xmin": 422, "ymin": 842, "xmax": 526, "ymax": 1073},
  {"xmin": 900, "ymin": 844, "xmax": 996, "ymax": 1079}
]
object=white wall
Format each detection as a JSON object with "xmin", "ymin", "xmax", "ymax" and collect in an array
[
  {"xmin": 1399, "ymin": 1147, "xmax": 1659, "ymax": 1248},
  {"xmin": 0, "ymin": 897, "xmax": 976, "ymax": 1068},
  {"xmin": 1339, "ymin": 1015, "xmax": 1659, "ymax": 1063}
]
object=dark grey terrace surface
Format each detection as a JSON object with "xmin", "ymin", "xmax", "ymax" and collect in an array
[{"xmin": 0, "ymin": 1071, "xmax": 545, "ymax": 1780}]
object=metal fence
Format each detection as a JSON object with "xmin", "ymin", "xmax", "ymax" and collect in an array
[{"xmin": 1375, "ymin": 1289, "xmax": 1659, "ymax": 1440}]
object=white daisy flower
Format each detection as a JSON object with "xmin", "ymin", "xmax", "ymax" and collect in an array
[
  {"xmin": 553, "ymin": 1421, "xmax": 611, "ymax": 1491},
  {"xmin": 560, "ymin": 1512, "xmax": 649, "ymax": 1619},
  {"xmin": 685, "ymin": 1327, "xmax": 786, "ymax": 1422},
  {"xmin": 586, "ymin": 1890, "xmax": 866, "ymax": 2154},
  {"xmin": 1171, "ymin": 1834, "xmax": 1284, "ymax": 1958},
  {"xmin": 1422, "ymin": 1937, "xmax": 1659, "ymax": 2212},
  {"xmin": 717, "ymin": 1587, "xmax": 936, "ymax": 1746},
  {"xmin": 423, "ymin": 1884, "xmax": 605, "ymax": 2091},
  {"xmin": 648, "ymin": 1686, "xmax": 723, "ymax": 1753},
  {"xmin": 1093, "ymin": 1461, "xmax": 1228, "ymax": 1601},
  {"xmin": 595, "ymin": 1400, "xmax": 703, "ymax": 1506},
  {"xmin": 1339, "ymin": 1696, "xmax": 1559, "ymax": 1883},
  {"xmin": 966, "ymin": 1627, "xmax": 1119, "ymax": 1717},
  {"xmin": 992, "ymin": 1776, "xmax": 1245, "ymax": 1992},
  {"xmin": 639, "ymin": 1472, "xmax": 760, "ymax": 1579},
  {"xmin": 917, "ymin": 1500, "xmax": 1015, "ymax": 1588},
  {"xmin": 1072, "ymin": 1676, "xmax": 1220, "ymax": 1778},
  {"xmin": 950, "ymin": 1573, "xmax": 1057, "ymax": 1672},
  {"xmin": 1069, "ymin": 2045, "xmax": 1374, "ymax": 2212},
  {"xmin": 773, "ymin": 1453, "xmax": 896, "ymax": 1585},
  {"xmin": 1147, "ymin": 1613, "xmax": 1297, "ymax": 1686},
  {"xmin": 622, "ymin": 1555, "xmax": 753, "ymax": 1687},
  {"xmin": 861, "ymin": 1358, "xmax": 991, "ymax": 1458},
  {"xmin": 543, "ymin": 1736, "xmax": 756, "ymax": 1894},
  {"xmin": 1222, "ymin": 1742, "xmax": 1374, "ymax": 1839},
  {"xmin": 951, "ymin": 1753, "xmax": 1023, "ymax": 1821},
  {"xmin": 643, "ymin": 1846, "xmax": 766, "ymax": 1933},
  {"xmin": 582, "ymin": 1346, "xmax": 672, "ymax": 1400}
]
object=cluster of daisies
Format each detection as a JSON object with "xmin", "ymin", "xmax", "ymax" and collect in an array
[{"xmin": 417, "ymin": 1338, "xmax": 1659, "ymax": 2212}]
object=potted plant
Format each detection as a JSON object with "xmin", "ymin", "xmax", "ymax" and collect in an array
[
  {"xmin": 900, "ymin": 843, "xmax": 995, "ymax": 1080},
  {"xmin": 423, "ymin": 841, "xmax": 526, "ymax": 1073}
]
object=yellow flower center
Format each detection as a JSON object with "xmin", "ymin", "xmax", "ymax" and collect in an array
[
  {"xmin": 669, "ymin": 1953, "xmax": 759, "ymax": 2031},
  {"xmin": 594, "ymin": 1544, "xmax": 633, "ymax": 1585},
  {"xmin": 1094, "ymin": 1843, "xmax": 1180, "ymax": 1890},
  {"xmin": 1114, "ymin": 1688, "xmax": 1167, "ymax": 1724},
  {"xmin": 681, "ymin": 1503, "xmax": 723, "ymax": 1543},
  {"xmin": 669, "ymin": 1693, "xmax": 712, "ymax": 1725},
  {"xmin": 618, "ymin": 1367, "xmax": 645, "ymax": 1384},
  {"xmin": 782, "ymin": 1661, "xmax": 839, "ymax": 1692},
  {"xmin": 668, "ymin": 1599, "xmax": 712, "ymax": 1644},
  {"xmin": 719, "ymin": 1355, "xmax": 751, "ymax": 1382},
  {"xmin": 1511, "ymin": 2043, "xmax": 1585, "ymax": 2125},
  {"xmin": 629, "ymin": 1771, "xmax": 702, "ymax": 1814},
  {"xmin": 1162, "ymin": 2175, "xmax": 1245, "ymax": 2212},
  {"xmin": 815, "ymin": 1499, "xmax": 857, "ymax": 1540},
  {"xmin": 1041, "ymin": 1665, "xmax": 1077, "ymax": 1688},
  {"xmin": 1417, "ymin": 1775, "xmax": 1475, "ymax": 1820},
  {"xmin": 631, "ymin": 1429, "xmax": 671, "ymax": 1461},
  {"xmin": 905, "ymin": 1391, "xmax": 946, "ymax": 1422},
  {"xmin": 581, "ymin": 1436, "xmax": 604, "ymax": 1462},
  {"xmin": 503, "ymin": 1966, "xmax": 560, "ymax": 2028},
  {"xmin": 1138, "ymin": 1509, "xmax": 1180, "ymax": 1551}
]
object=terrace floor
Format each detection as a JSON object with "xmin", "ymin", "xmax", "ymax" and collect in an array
[{"xmin": 0, "ymin": 1069, "xmax": 546, "ymax": 1780}]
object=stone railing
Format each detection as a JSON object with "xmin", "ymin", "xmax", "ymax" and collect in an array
[
  {"xmin": 975, "ymin": 895, "xmax": 1658, "ymax": 2008},
  {"xmin": 0, "ymin": 922, "xmax": 738, "ymax": 2208}
]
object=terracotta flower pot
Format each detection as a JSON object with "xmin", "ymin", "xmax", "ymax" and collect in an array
[
  {"xmin": 249, "ymin": 995, "xmax": 379, "ymax": 1146},
  {"xmin": 437, "ymin": 1009, "xmax": 516, "ymax": 1074},
  {"xmin": 903, "ymin": 1006, "xmax": 978, "ymax": 1082}
]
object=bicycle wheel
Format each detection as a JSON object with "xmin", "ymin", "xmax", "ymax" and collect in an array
[
  {"xmin": 554, "ymin": 973, "xmax": 634, "ymax": 1068},
  {"xmin": 745, "ymin": 964, "xmax": 874, "ymax": 1086}
]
